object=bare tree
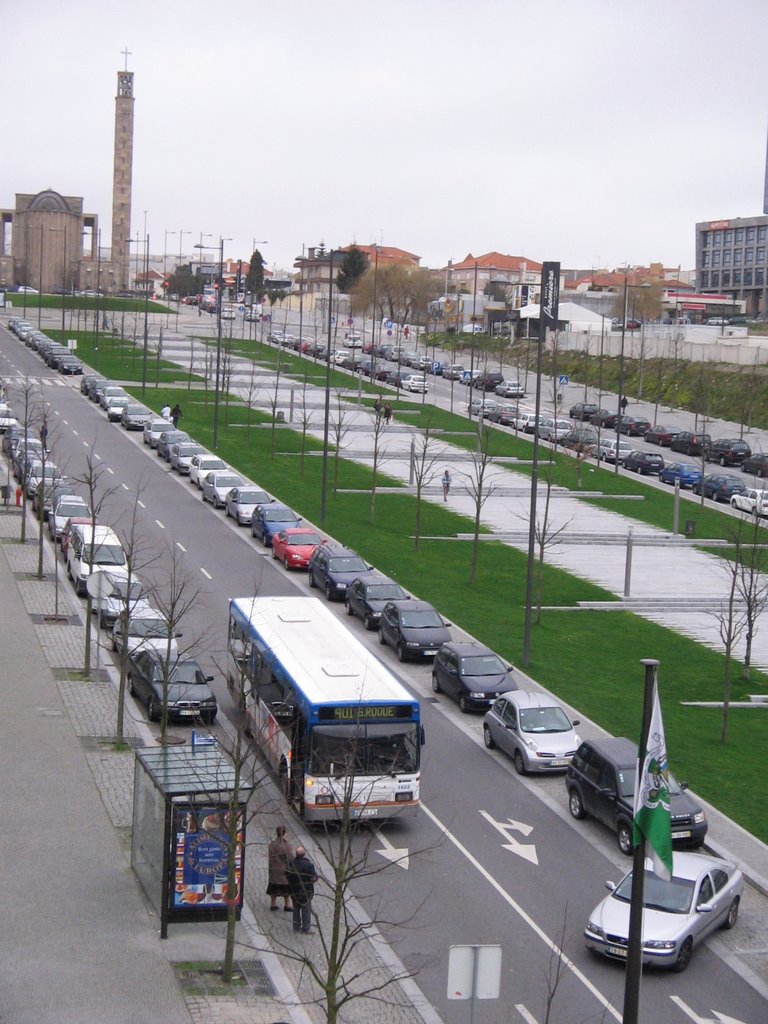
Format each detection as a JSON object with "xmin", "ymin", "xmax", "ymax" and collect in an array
[
  {"xmin": 714, "ymin": 533, "xmax": 746, "ymax": 745},
  {"xmin": 268, "ymin": 339, "xmax": 286, "ymax": 458},
  {"xmin": 368, "ymin": 403, "xmax": 389, "ymax": 522},
  {"xmin": 243, "ymin": 352, "xmax": 261, "ymax": 430},
  {"xmin": 409, "ymin": 420, "xmax": 441, "ymax": 550},
  {"xmin": 532, "ymin": 454, "xmax": 572, "ymax": 624},
  {"xmin": 13, "ymin": 376, "xmax": 43, "ymax": 545},
  {"xmin": 464, "ymin": 425, "xmax": 498, "ymax": 586},
  {"xmin": 329, "ymin": 390, "xmax": 353, "ymax": 497},
  {"xmin": 730, "ymin": 513, "xmax": 768, "ymax": 681}
]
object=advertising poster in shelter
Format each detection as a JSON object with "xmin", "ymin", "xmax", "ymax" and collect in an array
[{"xmin": 171, "ymin": 806, "xmax": 244, "ymax": 910}]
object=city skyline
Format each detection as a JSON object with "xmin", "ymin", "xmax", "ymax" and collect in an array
[{"xmin": 2, "ymin": 0, "xmax": 767, "ymax": 276}]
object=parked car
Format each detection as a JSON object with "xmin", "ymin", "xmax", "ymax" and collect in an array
[
  {"xmin": 143, "ymin": 418, "xmax": 170, "ymax": 448},
  {"xmin": 157, "ymin": 430, "xmax": 190, "ymax": 461},
  {"xmin": 250, "ymin": 503, "xmax": 301, "ymax": 547},
  {"xmin": 49, "ymin": 495, "xmax": 91, "ymax": 543},
  {"xmin": 443, "ymin": 364, "xmax": 466, "ymax": 380},
  {"xmin": 742, "ymin": 452, "xmax": 768, "ymax": 478},
  {"xmin": 569, "ymin": 402, "xmax": 600, "ymax": 421},
  {"xmin": 618, "ymin": 416, "xmax": 652, "ymax": 437},
  {"xmin": 344, "ymin": 573, "xmax": 409, "ymax": 629},
  {"xmin": 308, "ymin": 544, "xmax": 373, "ymax": 601},
  {"xmin": 513, "ymin": 412, "xmax": 540, "ymax": 433},
  {"xmin": 378, "ymin": 599, "xmax": 451, "ymax": 662},
  {"xmin": 472, "ymin": 371, "xmax": 504, "ymax": 392},
  {"xmin": 495, "ymin": 379, "xmax": 525, "ymax": 398},
  {"xmin": 730, "ymin": 487, "xmax": 768, "ymax": 517},
  {"xmin": 560, "ymin": 428, "xmax": 598, "ymax": 451},
  {"xmin": 483, "ymin": 690, "xmax": 581, "ymax": 773},
  {"xmin": 644, "ymin": 424, "xmax": 681, "ymax": 447},
  {"xmin": 589, "ymin": 408, "xmax": 617, "ymax": 427},
  {"xmin": 565, "ymin": 737, "xmax": 707, "ymax": 855},
  {"xmin": 121, "ymin": 404, "xmax": 153, "ymax": 430},
  {"xmin": 26, "ymin": 460, "xmax": 62, "ymax": 499},
  {"xmin": 169, "ymin": 442, "xmax": 206, "ymax": 475},
  {"xmin": 200, "ymin": 470, "xmax": 245, "ymax": 508},
  {"xmin": 189, "ymin": 453, "xmax": 227, "ymax": 488},
  {"xmin": 537, "ymin": 417, "xmax": 571, "ymax": 443},
  {"xmin": 105, "ymin": 395, "xmax": 132, "ymax": 422},
  {"xmin": 270, "ymin": 528, "xmax": 323, "ymax": 569},
  {"xmin": 89, "ymin": 570, "xmax": 148, "ymax": 627},
  {"xmin": 66, "ymin": 524, "xmax": 127, "ymax": 596},
  {"xmin": 126, "ymin": 651, "xmax": 218, "ymax": 724},
  {"xmin": 584, "ymin": 852, "xmax": 742, "ymax": 972},
  {"xmin": 469, "ymin": 396, "xmax": 500, "ymax": 417},
  {"xmin": 99, "ymin": 386, "xmax": 129, "ymax": 411},
  {"xmin": 58, "ymin": 355, "xmax": 83, "ymax": 375},
  {"xmin": 692, "ymin": 473, "xmax": 746, "ymax": 502},
  {"xmin": 706, "ymin": 438, "xmax": 751, "ymax": 467},
  {"xmin": 400, "ymin": 374, "xmax": 428, "ymax": 394},
  {"xmin": 431, "ymin": 642, "xmax": 516, "ymax": 712},
  {"xmin": 598, "ymin": 438, "xmax": 633, "ymax": 463},
  {"xmin": 484, "ymin": 403, "xmax": 519, "ymax": 426},
  {"xmin": 670, "ymin": 431, "xmax": 711, "ymax": 457},
  {"xmin": 621, "ymin": 450, "xmax": 665, "ymax": 475},
  {"xmin": 224, "ymin": 486, "xmax": 272, "ymax": 526},
  {"xmin": 658, "ymin": 463, "xmax": 702, "ymax": 489},
  {"xmin": 112, "ymin": 606, "xmax": 180, "ymax": 658}
]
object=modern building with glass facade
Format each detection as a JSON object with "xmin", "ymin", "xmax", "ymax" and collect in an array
[{"xmin": 696, "ymin": 215, "xmax": 768, "ymax": 319}]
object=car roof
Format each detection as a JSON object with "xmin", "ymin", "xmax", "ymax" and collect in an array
[
  {"xmin": 581, "ymin": 736, "xmax": 637, "ymax": 767},
  {"xmin": 443, "ymin": 641, "xmax": 495, "ymax": 656},
  {"xmin": 389, "ymin": 599, "xmax": 435, "ymax": 612},
  {"xmin": 668, "ymin": 851, "xmax": 730, "ymax": 881}
]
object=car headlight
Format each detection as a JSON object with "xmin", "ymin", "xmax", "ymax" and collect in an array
[
  {"xmin": 469, "ymin": 692, "xmax": 486, "ymax": 699},
  {"xmin": 335, "ymin": 581, "xmax": 345, "ymax": 589},
  {"xmin": 644, "ymin": 940, "xmax": 676, "ymax": 950},
  {"xmin": 290, "ymin": 553, "xmax": 302, "ymax": 560},
  {"xmin": 693, "ymin": 811, "xmax": 706, "ymax": 824},
  {"xmin": 524, "ymin": 737, "xmax": 539, "ymax": 751},
  {"xmin": 584, "ymin": 920, "xmax": 605, "ymax": 940}
]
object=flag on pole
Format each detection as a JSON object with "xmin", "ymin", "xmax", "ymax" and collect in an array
[{"xmin": 633, "ymin": 681, "xmax": 673, "ymax": 880}]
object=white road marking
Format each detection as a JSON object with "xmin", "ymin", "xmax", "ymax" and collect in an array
[
  {"xmin": 121, "ymin": 483, "xmax": 129, "ymax": 490},
  {"xmin": 155, "ymin": 519, "xmax": 165, "ymax": 529},
  {"xmin": 107, "ymin": 467, "xmax": 114, "ymax": 474},
  {"xmin": 375, "ymin": 831, "xmax": 409, "ymax": 869},
  {"xmin": 94, "ymin": 453, "xmax": 102, "ymax": 460},
  {"xmin": 421, "ymin": 802, "xmax": 621, "ymax": 1022},
  {"xmin": 670, "ymin": 997, "xmax": 749, "ymax": 1024},
  {"xmin": 479, "ymin": 810, "xmax": 538, "ymax": 865},
  {"xmin": 72, "ymin": 430, "xmax": 78, "ymax": 436},
  {"xmin": 515, "ymin": 1006, "xmax": 539, "ymax": 1024},
  {"xmin": 176, "ymin": 542, "xmax": 186, "ymax": 552},
  {"xmin": 137, "ymin": 500, "xmax": 145, "ymax": 508},
  {"xmin": 200, "ymin": 568, "xmax": 212, "ymax": 580}
]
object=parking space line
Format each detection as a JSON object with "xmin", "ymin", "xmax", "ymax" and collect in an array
[
  {"xmin": 121, "ymin": 483, "xmax": 128, "ymax": 490},
  {"xmin": 107, "ymin": 467, "xmax": 114, "ymax": 474},
  {"xmin": 515, "ymin": 1007, "xmax": 539, "ymax": 1024},
  {"xmin": 200, "ymin": 568, "xmax": 212, "ymax": 580},
  {"xmin": 72, "ymin": 429, "xmax": 78, "ymax": 436},
  {"xmin": 176, "ymin": 542, "xmax": 186, "ymax": 552},
  {"xmin": 137, "ymin": 500, "xmax": 145, "ymax": 508},
  {"xmin": 155, "ymin": 520, "xmax": 165, "ymax": 529}
]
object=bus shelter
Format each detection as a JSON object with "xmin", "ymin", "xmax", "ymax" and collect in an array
[{"xmin": 131, "ymin": 742, "xmax": 251, "ymax": 938}]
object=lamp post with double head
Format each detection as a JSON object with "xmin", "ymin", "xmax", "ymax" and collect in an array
[{"xmin": 195, "ymin": 237, "xmax": 231, "ymax": 449}]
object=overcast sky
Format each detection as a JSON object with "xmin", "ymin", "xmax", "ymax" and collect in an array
[{"xmin": 3, "ymin": 0, "xmax": 767, "ymax": 277}]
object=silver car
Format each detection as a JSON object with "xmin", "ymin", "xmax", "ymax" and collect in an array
[
  {"xmin": 121, "ymin": 404, "xmax": 152, "ymax": 430},
  {"xmin": 224, "ymin": 486, "xmax": 273, "ymax": 526},
  {"xmin": 100, "ymin": 386, "xmax": 129, "ymax": 410},
  {"xmin": 169, "ymin": 442, "xmax": 206, "ymax": 475},
  {"xmin": 201, "ymin": 470, "xmax": 245, "ymax": 508},
  {"xmin": 143, "ymin": 418, "xmax": 170, "ymax": 448},
  {"xmin": 483, "ymin": 690, "xmax": 580, "ymax": 774},
  {"xmin": 105, "ymin": 395, "xmax": 132, "ymax": 421},
  {"xmin": 584, "ymin": 852, "xmax": 743, "ymax": 972},
  {"xmin": 189, "ymin": 454, "xmax": 227, "ymax": 489}
]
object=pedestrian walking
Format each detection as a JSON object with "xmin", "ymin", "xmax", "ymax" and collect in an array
[
  {"xmin": 161, "ymin": 403, "xmax": 171, "ymax": 421},
  {"xmin": 383, "ymin": 402, "xmax": 393, "ymax": 425},
  {"xmin": 40, "ymin": 419, "xmax": 49, "ymax": 448},
  {"xmin": 373, "ymin": 396, "xmax": 382, "ymax": 419},
  {"xmin": 441, "ymin": 468, "xmax": 451, "ymax": 501},
  {"xmin": 620, "ymin": 395, "xmax": 628, "ymax": 414},
  {"xmin": 170, "ymin": 403, "xmax": 182, "ymax": 429},
  {"xmin": 286, "ymin": 845, "xmax": 318, "ymax": 934},
  {"xmin": 266, "ymin": 825, "xmax": 293, "ymax": 913}
]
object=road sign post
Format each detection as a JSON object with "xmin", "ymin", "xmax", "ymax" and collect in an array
[{"xmin": 447, "ymin": 944, "xmax": 502, "ymax": 1024}]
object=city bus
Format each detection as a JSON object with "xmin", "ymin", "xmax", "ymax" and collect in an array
[{"xmin": 227, "ymin": 596, "xmax": 423, "ymax": 822}]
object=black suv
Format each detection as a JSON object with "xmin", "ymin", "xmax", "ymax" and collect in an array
[
  {"xmin": 569, "ymin": 402, "xmax": 600, "ymax": 421},
  {"xmin": 565, "ymin": 737, "xmax": 707, "ymax": 855},
  {"xmin": 706, "ymin": 438, "xmax": 751, "ymax": 467},
  {"xmin": 670, "ymin": 431, "xmax": 711, "ymax": 457},
  {"xmin": 126, "ymin": 651, "xmax": 218, "ymax": 724},
  {"xmin": 307, "ymin": 545, "xmax": 373, "ymax": 601},
  {"xmin": 621, "ymin": 450, "xmax": 664, "ymax": 475},
  {"xmin": 472, "ymin": 371, "xmax": 504, "ymax": 392}
]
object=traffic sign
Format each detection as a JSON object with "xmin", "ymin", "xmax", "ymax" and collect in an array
[
  {"xmin": 387, "ymin": 329, "xmax": 392, "ymax": 336},
  {"xmin": 558, "ymin": 374, "xmax": 569, "ymax": 386},
  {"xmin": 431, "ymin": 361, "xmax": 441, "ymax": 373},
  {"xmin": 462, "ymin": 371, "xmax": 472, "ymax": 382},
  {"xmin": 385, "ymin": 319, "xmax": 393, "ymax": 329},
  {"xmin": 347, "ymin": 317, "xmax": 353, "ymax": 326}
]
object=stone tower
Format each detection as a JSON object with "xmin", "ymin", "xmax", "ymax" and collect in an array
[{"xmin": 111, "ymin": 59, "xmax": 134, "ymax": 292}]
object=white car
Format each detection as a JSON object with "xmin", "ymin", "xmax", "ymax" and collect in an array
[
  {"xmin": 48, "ymin": 495, "xmax": 91, "ymax": 543},
  {"xmin": 730, "ymin": 487, "xmax": 768, "ymax": 517},
  {"xmin": 105, "ymin": 395, "xmax": 132, "ymax": 421},
  {"xmin": 333, "ymin": 349, "xmax": 352, "ymax": 365},
  {"xmin": 111, "ymin": 605, "xmax": 180, "ymax": 658},
  {"xmin": 400, "ymin": 374, "xmax": 428, "ymax": 394},
  {"xmin": 201, "ymin": 470, "xmax": 245, "ymax": 508},
  {"xmin": 598, "ymin": 438, "xmax": 633, "ymax": 463},
  {"xmin": 89, "ymin": 571, "xmax": 149, "ymax": 628},
  {"xmin": 99, "ymin": 386, "xmax": 129, "ymax": 410},
  {"xmin": 513, "ymin": 412, "xmax": 539, "ymax": 433},
  {"xmin": 469, "ymin": 396, "xmax": 500, "ymax": 417},
  {"xmin": 66, "ymin": 524, "xmax": 127, "ymax": 596},
  {"xmin": 584, "ymin": 851, "xmax": 743, "ymax": 972},
  {"xmin": 495, "ymin": 379, "xmax": 525, "ymax": 398},
  {"xmin": 189, "ymin": 454, "xmax": 227, "ymax": 489},
  {"xmin": 143, "ymin": 418, "xmax": 170, "ymax": 448},
  {"xmin": 537, "ymin": 417, "xmax": 572, "ymax": 443}
]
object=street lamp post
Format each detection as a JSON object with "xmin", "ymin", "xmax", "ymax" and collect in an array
[
  {"xmin": 195, "ymin": 237, "xmax": 230, "ymax": 449},
  {"xmin": 615, "ymin": 273, "xmax": 629, "ymax": 474}
]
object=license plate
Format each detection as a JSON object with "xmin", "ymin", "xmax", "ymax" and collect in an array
[
  {"xmin": 549, "ymin": 759, "xmax": 569, "ymax": 766},
  {"xmin": 178, "ymin": 709, "xmax": 198, "ymax": 717},
  {"xmin": 423, "ymin": 649, "xmax": 437, "ymax": 656},
  {"xmin": 672, "ymin": 830, "xmax": 691, "ymax": 839},
  {"xmin": 355, "ymin": 808, "xmax": 378, "ymax": 818},
  {"xmin": 608, "ymin": 945, "xmax": 628, "ymax": 958}
]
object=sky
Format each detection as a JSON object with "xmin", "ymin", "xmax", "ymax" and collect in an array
[{"xmin": 3, "ymin": 0, "xmax": 768, "ymax": 278}]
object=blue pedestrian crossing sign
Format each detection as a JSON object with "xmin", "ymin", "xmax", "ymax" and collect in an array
[
  {"xmin": 462, "ymin": 371, "xmax": 472, "ymax": 382},
  {"xmin": 558, "ymin": 374, "xmax": 569, "ymax": 386}
]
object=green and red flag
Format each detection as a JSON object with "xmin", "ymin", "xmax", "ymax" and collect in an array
[{"xmin": 633, "ymin": 681, "xmax": 673, "ymax": 880}]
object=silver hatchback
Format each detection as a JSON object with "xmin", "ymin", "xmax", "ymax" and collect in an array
[{"xmin": 483, "ymin": 690, "xmax": 580, "ymax": 774}]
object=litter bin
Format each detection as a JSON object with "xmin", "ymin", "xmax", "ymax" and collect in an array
[
  {"xmin": 275, "ymin": 410, "xmax": 285, "ymax": 423},
  {"xmin": 0, "ymin": 484, "xmax": 9, "ymax": 506},
  {"xmin": 684, "ymin": 519, "xmax": 695, "ymax": 537}
]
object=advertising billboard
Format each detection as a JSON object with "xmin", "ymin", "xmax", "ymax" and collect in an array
[{"xmin": 171, "ymin": 805, "xmax": 244, "ymax": 911}]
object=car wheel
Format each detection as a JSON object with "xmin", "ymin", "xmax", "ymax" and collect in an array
[
  {"xmin": 431, "ymin": 673, "xmax": 441, "ymax": 693},
  {"xmin": 673, "ymin": 937, "xmax": 693, "ymax": 973},
  {"xmin": 617, "ymin": 820, "xmax": 633, "ymax": 855},
  {"xmin": 458, "ymin": 693, "xmax": 469, "ymax": 713},
  {"xmin": 483, "ymin": 725, "xmax": 495, "ymax": 749},
  {"xmin": 723, "ymin": 896, "xmax": 740, "ymax": 930},
  {"xmin": 201, "ymin": 491, "xmax": 207, "ymax": 502},
  {"xmin": 262, "ymin": 533, "xmax": 270, "ymax": 548},
  {"xmin": 325, "ymin": 581, "xmax": 334, "ymax": 601},
  {"xmin": 568, "ymin": 788, "xmax": 586, "ymax": 819},
  {"xmin": 271, "ymin": 545, "xmax": 278, "ymax": 560},
  {"xmin": 363, "ymin": 613, "xmax": 374, "ymax": 631},
  {"xmin": 513, "ymin": 750, "xmax": 527, "ymax": 775},
  {"xmin": 284, "ymin": 555, "xmax": 291, "ymax": 570},
  {"xmin": 396, "ymin": 642, "xmax": 407, "ymax": 663},
  {"xmin": 720, "ymin": 456, "xmax": 727, "ymax": 467},
  {"xmin": 344, "ymin": 600, "xmax": 354, "ymax": 617},
  {"xmin": 378, "ymin": 629, "xmax": 386, "ymax": 646},
  {"xmin": 147, "ymin": 696, "xmax": 160, "ymax": 722},
  {"xmin": 308, "ymin": 570, "xmax": 316, "ymax": 589}
]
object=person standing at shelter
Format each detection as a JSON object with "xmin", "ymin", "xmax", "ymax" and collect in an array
[
  {"xmin": 286, "ymin": 845, "xmax": 318, "ymax": 934},
  {"xmin": 266, "ymin": 825, "xmax": 293, "ymax": 913}
]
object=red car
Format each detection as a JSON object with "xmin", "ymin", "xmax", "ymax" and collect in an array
[
  {"xmin": 271, "ymin": 528, "xmax": 324, "ymax": 569},
  {"xmin": 644, "ymin": 424, "xmax": 681, "ymax": 447}
]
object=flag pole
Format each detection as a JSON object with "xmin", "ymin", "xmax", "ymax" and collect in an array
[{"xmin": 623, "ymin": 658, "xmax": 660, "ymax": 1024}]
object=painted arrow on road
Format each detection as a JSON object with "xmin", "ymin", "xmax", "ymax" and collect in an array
[
  {"xmin": 671, "ymin": 996, "xmax": 750, "ymax": 1024},
  {"xmin": 480, "ymin": 810, "xmax": 539, "ymax": 865},
  {"xmin": 375, "ymin": 830, "xmax": 410, "ymax": 869}
]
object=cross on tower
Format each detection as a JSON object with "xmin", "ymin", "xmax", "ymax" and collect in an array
[{"xmin": 121, "ymin": 46, "xmax": 132, "ymax": 71}]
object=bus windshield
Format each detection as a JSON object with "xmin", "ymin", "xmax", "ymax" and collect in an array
[{"xmin": 308, "ymin": 722, "xmax": 419, "ymax": 777}]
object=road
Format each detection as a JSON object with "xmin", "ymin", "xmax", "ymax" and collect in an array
[{"xmin": 1, "ymin": 318, "xmax": 766, "ymax": 1024}]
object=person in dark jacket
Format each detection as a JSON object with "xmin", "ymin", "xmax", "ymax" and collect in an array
[
  {"xmin": 266, "ymin": 824, "xmax": 293, "ymax": 912},
  {"xmin": 170, "ymin": 403, "xmax": 182, "ymax": 428},
  {"xmin": 286, "ymin": 845, "xmax": 318, "ymax": 934}
]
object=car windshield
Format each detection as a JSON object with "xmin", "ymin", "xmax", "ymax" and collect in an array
[
  {"xmin": 613, "ymin": 870, "xmax": 695, "ymax": 914},
  {"xmin": 237, "ymin": 490, "xmax": 269, "ymax": 503},
  {"xmin": 57, "ymin": 501, "xmax": 89, "ymax": 518},
  {"xmin": 177, "ymin": 445, "xmax": 201, "ymax": 455},
  {"xmin": 459, "ymin": 654, "xmax": 507, "ymax": 676},
  {"xmin": 400, "ymin": 608, "xmax": 443, "ymax": 628},
  {"xmin": 286, "ymin": 532, "xmax": 321, "ymax": 546},
  {"xmin": 90, "ymin": 544, "xmax": 126, "ymax": 567},
  {"xmin": 113, "ymin": 579, "xmax": 145, "ymax": 601},
  {"xmin": 328, "ymin": 556, "xmax": 368, "ymax": 572},
  {"xmin": 214, "ymin": 475, "xmax": 242, "ymax": 487},
  {"xmin": 366, "ymin": 583, "xmax": 404, "ymax": 599},
  {"xmin": 167, "ymin": 663, "xmax": 208, "ymax": 686},
  {"xmin": 127, "ymin": 618, "xmax": 169, "ymax": 638},
  {"xmin": 148, "ymin": 421, "xmax": 166, "ymax": 431},
  {"xmin": 308, "ymin": 723, "xmax": 419, "ymax": 776},
  {"xmin": 518, "ymin": 706, "xmax": 572, "ymax": 733},
  {"xmin": 264, "ymin": 508, "xmax": 296, "ymax": 522},
  {"xmin": 199, "ymin": 458, "xmax": 225, "ymax": 469}
]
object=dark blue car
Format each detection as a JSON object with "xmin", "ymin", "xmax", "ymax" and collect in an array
[
  {"xmin": 658, "ymin": 463, "xmax": 702, "ymax": 489},
  {"xmin": 250, "ymin": 504, "xmax": 301, "ymax": 547}
]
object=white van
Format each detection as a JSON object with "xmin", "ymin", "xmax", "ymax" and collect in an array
[{"xmin": 66, "ymin": 524, "xmax": 127, "ymax": 596}]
